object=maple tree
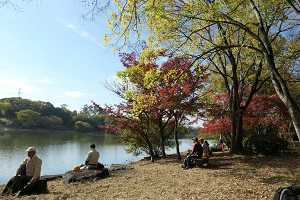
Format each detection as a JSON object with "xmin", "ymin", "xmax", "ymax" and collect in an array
[
  {"xmin": 200, "ymin": 92, "xmax": 294, "ymax": 140},
  {"xmin": 94, "ymin": 49, "xmax": 207, "ymax": 160}
]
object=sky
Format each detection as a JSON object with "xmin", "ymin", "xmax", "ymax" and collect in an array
[{"xmin": 0, "ymin": 0, "xmax": 124, "ymax": 112}]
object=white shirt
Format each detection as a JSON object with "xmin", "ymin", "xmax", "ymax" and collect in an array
[
  {"xmin": 16, "ymin": 155, "xmax": 42, "ymax": 180},
  {"xmin": 85, "ymin": 149, "xmax": 99, "ymax": 165},
  {"xmin": 202, "ymin": 143, "xmax": 209, "ymax": 153}
]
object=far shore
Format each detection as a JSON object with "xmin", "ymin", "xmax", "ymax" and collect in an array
[{"xmin": 0, "ymin": 126, "xmax": 106, "ymax": 135}]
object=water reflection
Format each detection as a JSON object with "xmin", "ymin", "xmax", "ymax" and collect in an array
[{"xmin": 0, "ymin": 130, "xmax": 208, "ymax": 184}]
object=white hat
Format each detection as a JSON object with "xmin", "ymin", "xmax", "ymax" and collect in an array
[{"xmin": 26, "ymin": 147, "xmax": 36, "ymax": 152}]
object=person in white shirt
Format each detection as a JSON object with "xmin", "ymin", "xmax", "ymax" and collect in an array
[
  {"xmin": 2, "ymin": 147, "xmax": 42, "ymax": 196},
  {"xmin": 200, "ymin": 138, "xmax": 209, "ymax": 154},
  {"xmin": 84, "ymin": 144, "xmax": 100, "ymax": 169}
]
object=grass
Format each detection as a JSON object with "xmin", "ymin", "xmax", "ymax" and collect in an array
[{"xmin": 1, "ymin": 151, "xmax": 300, "ymax": 199}]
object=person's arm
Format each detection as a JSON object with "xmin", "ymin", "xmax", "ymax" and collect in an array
[
  {"xmin": 188, "ymin": 144, "xmax": 196, "ymax": 157},
  {"xmin": 85, "ymin": 151, "xmax": 91, "ymax": 165},
  {"xmin": 31, "ymin": 158, "xmax": 42, "ymax": 183},
  {"xmin": 14, "ymin": 158, "xmax": 27, "ymax": 178}
]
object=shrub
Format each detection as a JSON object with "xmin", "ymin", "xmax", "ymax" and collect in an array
[
  {"xmin": 74, "ymin": 121, "xmax": 94, "ymax": 132},
  {"xmin": 16, "ymin": 109, "xmax": 41, "ymax": 128},
  {"xmin": 243, "ymin": 133, "xmax": 288, "ymax": 155}
]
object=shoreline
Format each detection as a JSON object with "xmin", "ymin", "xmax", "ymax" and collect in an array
[{"xmin": 0, "ymin": 126, "xmax": 106, "ymax": 135}]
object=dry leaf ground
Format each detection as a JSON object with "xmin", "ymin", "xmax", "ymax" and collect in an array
[{"xmin": 1, "ymin": 150, "xmax": 300, "ymax": 200}]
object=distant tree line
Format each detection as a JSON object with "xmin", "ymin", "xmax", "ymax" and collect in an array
[{"xmin": 0, "ymin": 97, "xmax": 111, "ymax": 132}]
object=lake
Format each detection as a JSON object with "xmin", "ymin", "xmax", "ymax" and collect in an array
[{"xmin": 0, "ymin": 130, "xmax": 209, "ymax": 185}]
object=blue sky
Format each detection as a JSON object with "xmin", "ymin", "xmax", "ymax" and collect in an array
[{"xmin": 0, "ymin": 1, "xmax": 124, "ymax": 111}]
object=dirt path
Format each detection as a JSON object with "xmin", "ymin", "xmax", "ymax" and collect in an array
[{"xmin": 1, "ymin": 152, "xmax": 300, "ymax": 199}]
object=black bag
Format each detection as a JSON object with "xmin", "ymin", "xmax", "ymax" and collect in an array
[
  {"xmin": 97, "ymin": 162, "xmax": 104, "ymax": 169},
  {"xmin": 273, "ymin": 184, "xmax": 300, "ymax": 200}
]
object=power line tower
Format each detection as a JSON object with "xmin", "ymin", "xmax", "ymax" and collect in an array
[{"xmin": 18, "ymin": 88, "xmax": 21, "ymax": 99}]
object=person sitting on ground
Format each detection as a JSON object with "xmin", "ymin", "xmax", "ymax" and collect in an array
[
  {"xmin": 183, "ymin": 137, "xmax": 203, "ymax": 169},
  {"xmin": 81, "ymin": 144, "xmax": 100, "ymax": 170},
  {"xmin": 200, "ymin": 138, "xmax": 209, "ymax": 157},
  {"xmin": 2, "ymin": 147, "xmax": 42, "ymax": 196}
]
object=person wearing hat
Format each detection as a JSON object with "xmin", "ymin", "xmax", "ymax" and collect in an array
[
  {"xmin": 83, "ymin": 144, "xmax": 99, "ymax": 170},
  {"xmin": 1, "ymin": 147, "xmax": 42, "ymax": 196},
  {"xmin": 183, "ymin": 138, "xmax": 203, "ymax": 169}
]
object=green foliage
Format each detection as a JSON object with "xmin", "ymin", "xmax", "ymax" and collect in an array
[
  {"xmin": 72, "ymin": 113, "xmax": 106, "ymax": 131},
  {"xmin": 74, "ymin": 121, "xmax": 94, "ymax": 132},
  {"xmin": 0, "ymin": 102, "xmax": 12, "ymax": 117},
  {"xmin": 16, "ymin": 109, "xmax": 41, "ymax": 128},
  {"xmin": 243, "ymin": 134, "xmax": 288, "ymax": 155},
  {"xmin": 40, "ymin": 115, "xmax": 63, "ymax": 128},
  {"xmin": 197, "ymin": 133, "xmax": 220, "ymax": 141},
  {"xmin": 121, "ymin": 122, "xmax": 174, "ymax": 156}
]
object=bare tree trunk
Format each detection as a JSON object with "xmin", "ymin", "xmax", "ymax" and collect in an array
[
  {"xmin": 145, "ymin": 137, "xmax": 155, "ymax": 162},
  {"xmin": 174, "ymin": 129, "xmax": 181, "ymax": 160},
  {"xmin": 160, "ymin": 128, "xmax": 166, "ymax": 158},
  {"xmin": 230, "ymin": 115, "xmax": 237, "ymax": 153},
  {"xmin": 235, "ymin": 115, "xmax": 244, "ymax": 152},
  {"xmin": 270, "ymin": 72, "xmax": 300, "ymax": 139},
  {"xmin": 249, "ymin": 0, "xmax": 300, "ymax": 140}
]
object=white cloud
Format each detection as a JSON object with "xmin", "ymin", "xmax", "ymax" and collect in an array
[
  {"xmin": 68, "ymin": 24, "xmax": 75, "ymax": 29},
  {"xmin": 0, "ymin": 76, "xmax": 39, "ymax": 95},
  {"xmin": 64, "ymin": 91, "xmax": 94, "ymax": 98},
  {"xmin": 66, "ymin": 22, "xmax": 99, "ymax": 43}
]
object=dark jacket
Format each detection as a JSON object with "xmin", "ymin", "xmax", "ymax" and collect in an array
[{"xmin": 189, "ymin": 142, "xmax": 203, "ymax": 157}]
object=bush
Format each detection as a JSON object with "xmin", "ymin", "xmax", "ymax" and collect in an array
[
  {"xmin": 243, "ymin": 133, "xmax": 288, "ymax": 155},
  {"xmin": 74, "ymin": 121, "xmax": 94, "ymax": 132},
  {"xmin": 16, "ymin": 109, "xmax": 41, "ymax": 128}
]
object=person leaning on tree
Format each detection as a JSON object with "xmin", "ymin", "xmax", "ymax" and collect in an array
[
  {"xmin": 183, "ymin": 137, "xmax": 203, "ymax": 169},
  {"xmin": 1, "ymin": 147, "xmax": 42, "ymax": 196}
]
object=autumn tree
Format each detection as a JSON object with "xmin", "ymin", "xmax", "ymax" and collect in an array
[
  {"xmin": 90, "ymin": 0, "xmax": 300, "ymax": 146},
  {"xmin": 200, "ymin": 93, "xmax": 293, "ymax": 140}
]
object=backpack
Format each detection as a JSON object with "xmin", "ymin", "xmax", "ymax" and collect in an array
[{"xmin": 273, "ymin": 184, "xmax": 300, "ymax": 200}]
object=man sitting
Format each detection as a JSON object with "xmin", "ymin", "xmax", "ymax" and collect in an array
[
  {"xmin": 2, "ymin": 147, "xmax": 42, "ymax": 196},
  {"xmin": 81, "ymin": 144, "xmax": 100, "ymax": 170},
  {"xmin": 183, "ymin": 138, "xmax": 203, "ymax": 169}
]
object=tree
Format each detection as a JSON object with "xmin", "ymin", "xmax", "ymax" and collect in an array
[
  {"xmin": 116, "ymin": 51, "xmax": 206, "ymax": 159},
  {"xmin": 0, "ymin": 102, "xmax": 12, "ymax": 117},
  {"xmin": 31, "ymin": 101, "xmax": 56, "ymax": 116},
  {"xmin": 73, "ymin": 113, "xmax": 106, "ymax": 131},
  {"xmin": 16, "ymin": 109, "xmax": 41, "ymax": 128},
  {"xmin": 200, "ymin": 93, "xmax": 293, "ymax": 139},
  {"xmin": 74, "ymin": 121, "xmax": 94, "ymax": 132},
  {"xmin": 94, "ymin": 102, "xmax": 158, "ymax": 162},
  {"xmin": 286, "ymin": 0, "xmax": 300, "ymax": 18},
  {"xmin": 92, "ymin": 0, "xmax": 300, "ymax": 149},
  {"xmin": 40, "ymin": 115, "xmax": 63, "ymax": 128}
]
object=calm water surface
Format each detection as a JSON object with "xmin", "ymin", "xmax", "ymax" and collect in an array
[{"xmin": 0, "ymin": 130, "xmax": 205, "ymax": 184}]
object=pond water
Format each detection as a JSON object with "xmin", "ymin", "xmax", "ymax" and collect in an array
[{"xmin": 0, "ymin": 130, "xmax": 214, "ymax": 185}]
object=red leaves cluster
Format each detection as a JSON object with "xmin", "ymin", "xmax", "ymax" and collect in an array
[{"xmin": 199, "ymin": 93, "xmax": 294, "ymax": 136}]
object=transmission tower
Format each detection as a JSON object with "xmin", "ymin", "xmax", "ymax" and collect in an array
[{"xmin": 18, "ymin": 88, "xmax": 21, "ymax": 99}]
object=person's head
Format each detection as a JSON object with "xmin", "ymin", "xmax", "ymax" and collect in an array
[
  {"xmin": 26, "ymin": 147, "xmax": 36, "ymax": 159},
  {"xmin": 192, "ymin": 137, "xmax": 198, "ymax": 143},
  {"xmin": 199, "ymin": 138, "xmax": 204, "ymax": 144},
  {"xmin": 90, "ymin": 144, "xmax": 96, "ymax": 150}
]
